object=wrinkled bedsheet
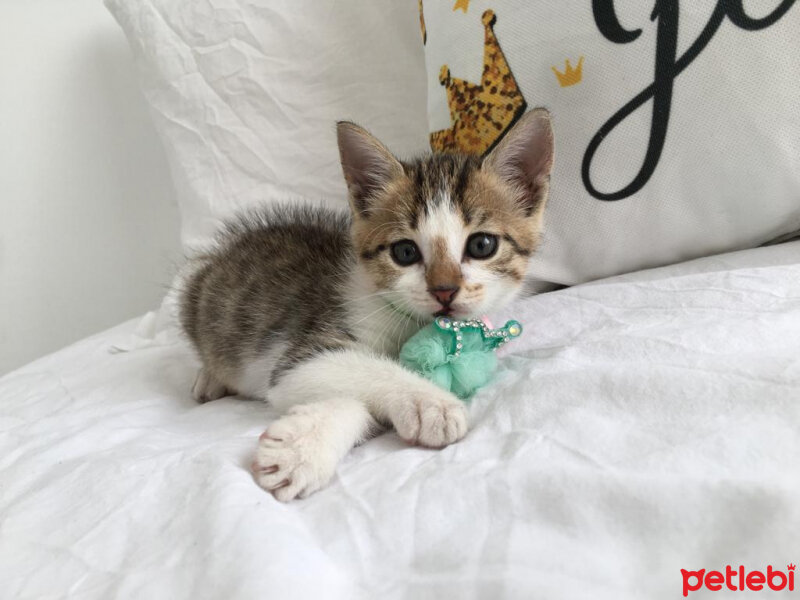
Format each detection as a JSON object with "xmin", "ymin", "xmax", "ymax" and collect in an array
[{"xmin": 2, "ymin": 242, "xmax": 799, "ymax": 600}]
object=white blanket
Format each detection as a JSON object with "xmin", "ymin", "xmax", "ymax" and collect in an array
[{"xmin": 2, "ymin": 242, "xmax": 799, "ymax": 600}]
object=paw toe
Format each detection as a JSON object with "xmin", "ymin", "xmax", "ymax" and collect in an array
[
  {"xmin": 393, "ymin": 393, "xmax": 468, "ymax": 448},
  {"xmin": 252, "ymin": 412, "xmax": 338, "ymax": 501},
  {"xmin": 445, "ymin": 404, "xmax": 467, "ymax": 443},
  {"xmin": 272, "ymin": 474, "xmax": 308, "ymax": 502}
]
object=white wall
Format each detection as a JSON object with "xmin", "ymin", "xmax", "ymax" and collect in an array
[{"xmin": 0, "ymin": 0, "xmax": 182, "ymax": 374}]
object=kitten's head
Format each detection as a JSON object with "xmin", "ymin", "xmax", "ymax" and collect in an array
[{"xmin": 337, "ymin": 109, "xmax": 554, "ymax": 320}]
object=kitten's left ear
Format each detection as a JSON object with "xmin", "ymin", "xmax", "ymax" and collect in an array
[
  {"xmin": 337, "ymin": 122, "xmax": 404, "ymax": 217},
  {"xmin": 482, "ymin": 108, "xmax": 554, "ymax": 216}
]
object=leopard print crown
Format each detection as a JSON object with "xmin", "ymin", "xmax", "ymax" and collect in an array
[{"xmin": 429, "ymin": 9, "xmax": 527, "ymax": 156}]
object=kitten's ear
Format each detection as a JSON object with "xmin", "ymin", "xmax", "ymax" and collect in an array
[
  {"xmin": 337, "ymin": 121, "xmax": 404, "ymax": 216},
  {"xmin": 482, "ymin": 108, "xmax": 554, "ymax": 216}
]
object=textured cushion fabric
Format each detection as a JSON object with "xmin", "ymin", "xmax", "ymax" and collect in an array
[
  {"xmin": 420, "ymin": 1, "xmax": 800, "ymax": 286},
  {"xmin": 105, "ymin": 0, "xmax": 430, "ymax": 253}
]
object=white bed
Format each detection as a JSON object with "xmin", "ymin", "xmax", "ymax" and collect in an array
[{"xmin": 2, "ymin": 240, "xmax": 798, "ymax": 599}]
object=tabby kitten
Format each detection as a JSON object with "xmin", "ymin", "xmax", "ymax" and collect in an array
[{"xmin": 179, "ymin": 109, "xmax": 554, "ymax": 501}]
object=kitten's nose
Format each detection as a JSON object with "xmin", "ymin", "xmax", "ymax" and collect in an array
[{"xmin": 430, "ymin": 286, "xmax": 459, "ymax": 306}]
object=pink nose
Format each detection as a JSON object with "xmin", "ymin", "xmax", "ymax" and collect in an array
[{"xmin": 430, "ymin": 286, "xmax": 459, "ymax": 306}]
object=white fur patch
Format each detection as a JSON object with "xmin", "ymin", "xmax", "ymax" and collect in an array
[
  {"xmin": 344, "ymin": 265, "xmax": 423, "ymax": 356},
  {"xmin": 417, "ymin": 192, "xmax": 466, "ymax": 264},
  {"xmin": 234, "ymin": 341, "xmax": 290, "ymax": 400},
  {"xmin": 268, "ymin": 349, "xmax": 468, "ymax": 446}
]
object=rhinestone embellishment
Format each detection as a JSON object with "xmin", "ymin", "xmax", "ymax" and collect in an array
[{"xmin": 433, "ymin": 317, "xmax": 523, "ymax": 358}]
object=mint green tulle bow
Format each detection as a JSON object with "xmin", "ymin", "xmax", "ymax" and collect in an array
[{"xmin": 399, "ymin": 317, "xmax": 522, "ymax": 399}]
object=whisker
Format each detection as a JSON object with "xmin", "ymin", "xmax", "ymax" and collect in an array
[
  {"xmin": 335, "ymin": 290, "xmax": 395, "ymax": 308},
  {"xmin": 348, "ymin": 300, "xmax": 396, "ymax": 327}
]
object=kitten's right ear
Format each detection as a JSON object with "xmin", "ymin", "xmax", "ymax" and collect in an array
[
  {"xmin": 336, "ymin": 121, "xmax": 404, "ymax": 216},
  {"xmin": 482, "ymin": 108, "xmax": 554, "ymax": 217}
]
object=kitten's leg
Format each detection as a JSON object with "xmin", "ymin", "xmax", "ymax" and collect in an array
[
  {"xmin": 191, "ymin": 368, "xmax": 231, "ymax": 403},
  {"xmin": 253, "ymin": 349, "xmax": 467, "ymax": 500},
  {"xmin": 253, "ymin": 398, "xmax": 376, "ymax": 501},
  {"xmin": 268, "ymin": 349, "xmax": 468, "ymax": 449}
]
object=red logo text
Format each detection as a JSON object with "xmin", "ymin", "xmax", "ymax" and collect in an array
[{"xmin": 681, "ymin": 564, "xmax": 795, "ymax": 596}]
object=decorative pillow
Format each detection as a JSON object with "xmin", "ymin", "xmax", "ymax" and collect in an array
[
  {"xmin": 106, "ymin": 0, "xmax": 430, "ymax": 253},
  {"xmin": 420, "ymin": 1, "xmax": 800, "ymax": 286}
]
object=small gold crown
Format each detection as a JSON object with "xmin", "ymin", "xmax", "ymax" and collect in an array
[
  {"xmin": 789, "ymin": 564, "xmax": 796, "ymax": 571},
  {"xmin": 552, "ymin": 56, "xmax": 584, "ymax": 87}
]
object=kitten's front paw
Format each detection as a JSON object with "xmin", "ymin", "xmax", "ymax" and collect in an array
[
  {"xmin": 252, "ymin": 407, "xmax": 339, "ymax": 502},
  {"xmin": 390, "ymin": 390, "xmax": 468, "ymax": 448}
]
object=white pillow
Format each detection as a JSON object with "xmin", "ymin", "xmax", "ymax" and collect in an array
[
  {"xmin": 106, "ymin": 0, "xmax": 430, "ymax": 253},
  {"xmin": 421, "ymin": 1, "xmax": 800, "ymax": 286}
]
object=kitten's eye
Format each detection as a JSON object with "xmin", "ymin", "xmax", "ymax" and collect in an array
[
  {"xmin": 390, "ymin": 240, "xmax": 421, "ymax": 266},
  {"xmin": 465, "ymin": 233, "xmax": 498, "ymax": 260}
]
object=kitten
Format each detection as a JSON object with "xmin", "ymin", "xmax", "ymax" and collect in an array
[{"xmin": 179, "ymin": 109, "xmax": 554, "ymax": 501}]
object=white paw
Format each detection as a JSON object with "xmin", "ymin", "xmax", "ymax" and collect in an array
[
  {"xmin": 389, "ymin": 389, "xmax": 468, "ymax": 448},
  {"xmin": 192, "ymin": 368, "xmax": 230, "ymax": 403},
  {"xmin": 252, "ymin": 406, "xmax": 339, "ymax": 502}
]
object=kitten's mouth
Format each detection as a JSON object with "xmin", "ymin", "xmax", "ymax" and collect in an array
[{"xmin": 433, "ymin": 307, "xmax": 453, "ymax": 318}]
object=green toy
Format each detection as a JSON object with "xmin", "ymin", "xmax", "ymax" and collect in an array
[{"xmin": 399, "ymin": 316, "xmax": 523, "ymax": 400}]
